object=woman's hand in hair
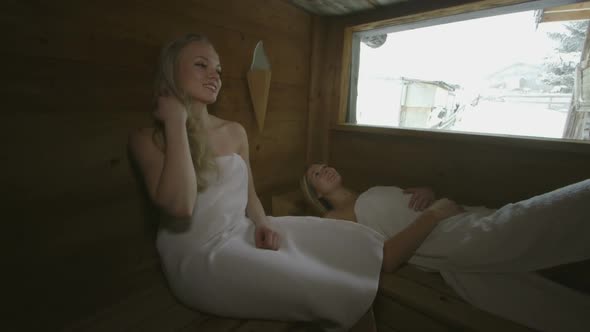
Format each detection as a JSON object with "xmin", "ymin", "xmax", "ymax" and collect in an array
[
  {"xmin": 154, "ymin": 95, "xmax": 187, "ymax": 126},
  {"xmin": 424, "ymin": 198, "xmax": 464, "ymax": 221},
  {"xmin": 404, "ymin": 187, "xmax": 435, "ymax": 211},
  {"xmin": 255, "ymin": 222, "xmax": 280, "ymax": 251}
]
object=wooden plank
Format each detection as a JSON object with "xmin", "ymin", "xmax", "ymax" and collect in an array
[
  {"xmin": 338, "ymin": 27, "xmax": 353, "ymax": 125},
  {"xmin": 31, "ymin": 252, "xmax": 164, "ymax": 331},
  {"xmin": 176, "ymin": 314, "xmax": 213, "ymax": 332},
  {"xmin": 131, "ymin": 303, "xmax": 205, "ymax": 332},
  {"xmin": 272, "ymin": 190, "xmax": 311, "ymax": 216},
  {"xmin": 3, "ymin": 79, "xmax": 308, "ymax": 208},
  {"xmin": 31, "ymin": 198, "xmax": 157, "ymax": 271},
  {"xmin": 0, "ymin": 0, "xmax": 311, "ymax": 85},
  {"xmin": 346, "ymin": 0, "xmax": 533, "ymax": 31},
  {"xmin": 1, "ymin": 2, "xmax": 313, "ymax": 332},
  {"xmin": 2, "ymin": 54, "xmax": 151, "ymax": 113},
  {"xmin": 3, "ymin": 111, "xmax": 145, "ymax": 209},
  {"xmin": 306, "ymin": 15, "xmax": 328, "ymax": 164},
  {"xmin": 181, "ymin": 315, "xmax": 319, "ymax": 332},
  {"xmin": 331, "ymin": 123, "xmax": 590, "ymax": 155},
  {"xmin": 329, "ymin": 127, "xmax": 590, "ymax": 208},
  {"xmin": 351, "ymin": 307, "xmax": 378, "ymax": 332},
  {"xmin": 14, "ymin": 265, "xmax": 164, "ymax": 331},
  {"xmin": 378, "ymin": 274, "xmax": 533, "ymax": 331},
  {"xmin": 214, "ymin": 79, "xmax": 309, "ymax": 133},
  {"xmin": 235, "ymin": 320, "xmax": 292, "ymax": 331},
  {"xmin": 377, "ymin": 322, "xmax": 401, "ymax": 332},
  {"xmin": 64, "ymin": 278, "xmax": 175, "ymax": 332},
  {"xmin": 373, "ymin": 295, "xmax": 451, "ymax": 332},
  {"xmin": 541, "ymin": 10, "xmax": 590, "ymax": 22},
  {"xmin": 306, "ymin": 17, "xmax": 346, "ymax": 164},
  {"xmin": 51, "ymin": 0, "xmax": 311, "ymax": 41},
  {"xmin": 544, "ymin": 2, "xmax": 590, "ymax": 13},
  {"xmin": 151, "ymin": 0, "xmax": 311, "ymax": 46},
  {"xmin": 187, "ymin": 317, "xmax": 244, "ymax": 331}
]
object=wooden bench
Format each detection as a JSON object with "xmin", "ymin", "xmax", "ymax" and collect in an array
[
  {"xmin": 62, "ymin": 265, "xmax": 532, "ymax": 332},
  {"xmin": 376, "ymin": 265, "xmax": 533, "ymax": 332},
  {"xmin": 64, "ymin": 190, "xmax": 541, "ymax": 331},
  {"xmin": 63, "ymin": 269, "xmax": 322, "ymax": 332}
]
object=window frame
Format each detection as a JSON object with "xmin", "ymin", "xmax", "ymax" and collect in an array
[{"xmin": 337, "ymin": 0, "xmax": 589, "ymax": 146}]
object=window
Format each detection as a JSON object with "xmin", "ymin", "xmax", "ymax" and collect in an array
[{"xmin": 346, "ymin": 0, "xmax": 590, "ymax": 141}]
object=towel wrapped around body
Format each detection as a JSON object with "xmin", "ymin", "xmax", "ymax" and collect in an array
[
  {"xmin": 355, "ymin": 182, "xmax": 590, "ymax": 332},
  {"xmin": 157, "ymin": 153, "xmax": 384, "ymax": 331}
]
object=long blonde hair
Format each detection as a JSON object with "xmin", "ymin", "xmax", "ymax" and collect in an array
[
  {"xmin": 300, "ymin": 169, "xmax": 332, "ymax": 215},
  {"xmin": 152, "ymin": 33, "xmax": 217, "ymax": 192}
]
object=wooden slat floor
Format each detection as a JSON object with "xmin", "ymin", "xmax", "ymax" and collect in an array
[
  {"xmin": 63, "ymin": 277, "xmax": 323, "ymax": 332},
  {"xmin": 64, "ymin": 264, "xmax": 554, "ymax": 332},
  {"xmin": 378, "ymin": 266, "xmax": 534, "ymax": 332}
]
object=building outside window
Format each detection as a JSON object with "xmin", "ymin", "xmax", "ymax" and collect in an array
[{"xmin": 349, "ymin": 1, "xmax": 590, "ymax": 141}]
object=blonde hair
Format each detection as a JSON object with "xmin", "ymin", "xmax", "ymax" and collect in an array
[
  {"xmin": 300, "ymin": 170, "xmax": 331, "ymax": 215},
  {"xmin": 152, "ymin": 33, "xmax": 217, "ymax": 192}
]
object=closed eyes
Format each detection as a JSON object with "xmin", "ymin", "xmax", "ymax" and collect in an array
[{"xmin": 194, "ymin": 63, "xmax": 222, "ymax": 76}]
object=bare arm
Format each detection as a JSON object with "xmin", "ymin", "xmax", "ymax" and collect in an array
[
  {"xmin": 235, "ymin": 123, "xmax": 279, "ymax": 250},
  {"xmin": 381, "ymin": 199, "xmax": 463, "ymax": 273},
  {"xmin": 128, "ymin": 97, "xmax": 197, "ymax": 218}
]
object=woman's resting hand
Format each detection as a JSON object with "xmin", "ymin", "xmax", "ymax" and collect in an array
[
  {"xmin": 255, "ymin": 222, "xmax": 280, "ymax": 251},
  {"xmin": 404, "ymin": 187, "xmax": 436, "ymax": 211},
  {"xmin": 424, "ymin": 198, "xmax": 464, "ymax": 221}
]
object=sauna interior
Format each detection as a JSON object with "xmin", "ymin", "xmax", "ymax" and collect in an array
[{"xmin": 5, "ymin": 0, "xmax": 590, "ymax": 331}]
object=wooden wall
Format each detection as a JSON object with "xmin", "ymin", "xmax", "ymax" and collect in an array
[
  {"xmin": 2, "ymin": 0, "xmax": 311, "ymax": 330},
  {"xmin": 307, "ymin": 0, "xmax": 590, "ymax": 208}
]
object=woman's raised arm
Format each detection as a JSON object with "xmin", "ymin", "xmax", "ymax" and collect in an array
[{"xmin": 128, "ymin": 96, "xmax": 197, "ymax": 218}]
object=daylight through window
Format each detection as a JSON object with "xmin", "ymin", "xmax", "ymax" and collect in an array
[{"xmin": 349, "ymin": 1, "xmax": 590, "ymax": 141}]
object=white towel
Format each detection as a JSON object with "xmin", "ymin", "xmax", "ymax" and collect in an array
[
  {"xmin": 355, "ymin": 180, "xmax": 590, "ymax": 331},
  {"xmin": 157, "ymin": 154, "xmax": 384, "ymax": 330}
]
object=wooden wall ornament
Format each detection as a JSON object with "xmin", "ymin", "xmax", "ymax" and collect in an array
[{"xmin": 247, "ymin": 41, "xmax": 272, "ymax": 132}]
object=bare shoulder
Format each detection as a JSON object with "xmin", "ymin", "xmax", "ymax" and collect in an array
[
  {"xmin": 209, "ymin": 115, "xmax": 246, "ymax": 140},
  {"xmin": 225, "ymin": 121, "xmax": 247, "ymax": 139},
  {"xmin": 219, "ymin": 121, "xmax": 249, "ymax": 160},
  {"xmin": 221, "ymin": 121, "xmax": 248, "ymax": 152}
]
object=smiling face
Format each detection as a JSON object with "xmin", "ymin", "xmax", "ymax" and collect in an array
[
  {"xmin": 305, "ymin": 164, "xmax": 342, "ymax": 198},
  {"xmin": 176, "ymin": 41, "xmax": 222, "ymax": 104}
]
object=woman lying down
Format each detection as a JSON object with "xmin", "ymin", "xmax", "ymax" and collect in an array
[{"xmin": 301, "ymin": 163, "xmax": 590, "ymax": 332}]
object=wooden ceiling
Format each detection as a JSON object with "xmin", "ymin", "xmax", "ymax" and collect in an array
[
  {"xmin": 538, "ymin": 2, "xmax": 590, "ymax": 23},
  {"xmin": 288, "ymin": 0, "xmax": 409, "ymax": 16},
  {"xmin": 289, "ymin": 0, "xmax": 590, "ymax": 21}
]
